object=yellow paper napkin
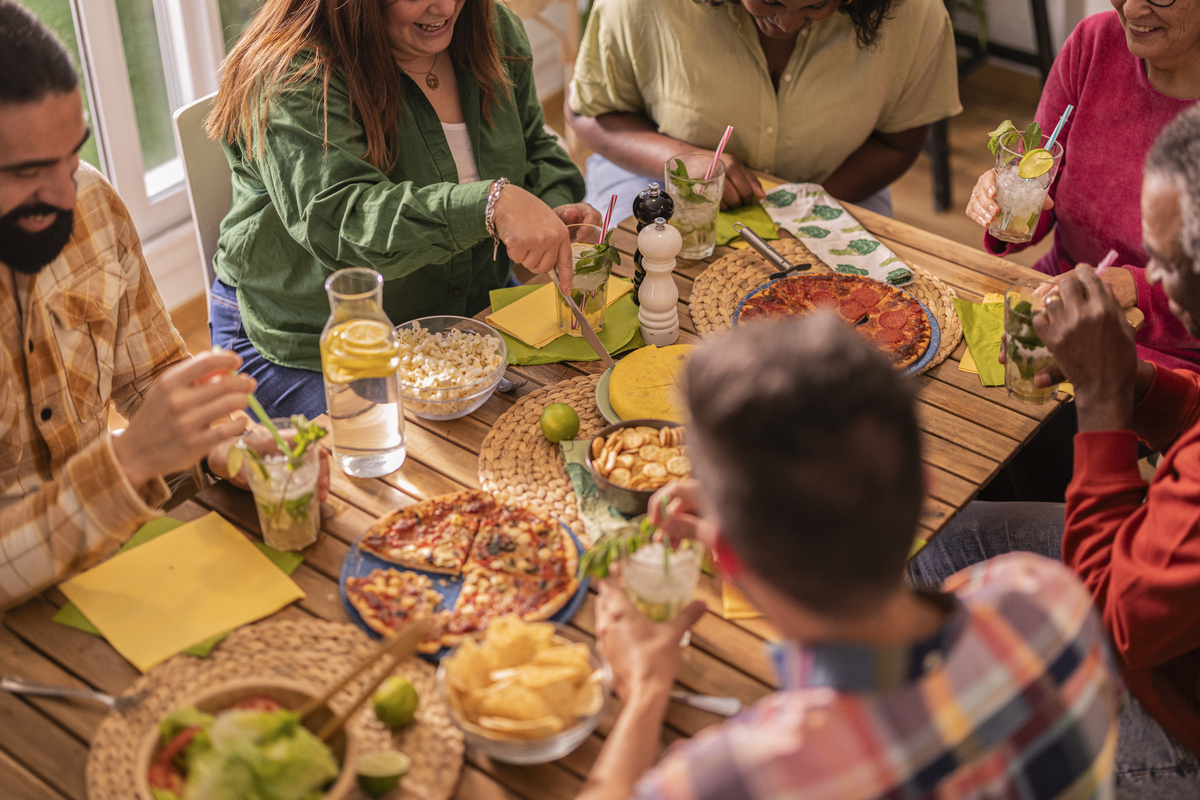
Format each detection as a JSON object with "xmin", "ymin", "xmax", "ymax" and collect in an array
[
  {"xmin": 485, "ymin": 276, "xmax": 633, "ymax": 349},
  {"xmin": 59, "ymin": 512, "xmax": 305, "ymax": 671},
  {"xmin": 722, "ymin": 582, "xmax": 763, "ymax": 620}
]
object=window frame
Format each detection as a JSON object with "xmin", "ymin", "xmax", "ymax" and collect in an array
[{"xmin": 67, "ymin": 0, "xmax": 226, "ymax": 239}]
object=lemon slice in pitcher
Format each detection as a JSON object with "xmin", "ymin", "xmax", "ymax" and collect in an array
[{"xmin": 1018, "ymin": 148, "xmax": 1054, "ymax": 179}]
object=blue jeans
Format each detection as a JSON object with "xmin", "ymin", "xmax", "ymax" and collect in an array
[
  {"xmin": 910, "ymin": 502, "xmax": 1200, "ymax": 798},
  {"xmin": 208, "ymin": 279, "xmax": 328, "ymax": 419},
  {"xmin": 584, "ymin": 153, "xmax": 895, "ymax": 220}
]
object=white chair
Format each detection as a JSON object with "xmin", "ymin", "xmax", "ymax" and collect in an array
[{"xmin": 172, "ymin": 92, "xmax": 231, "ymax": 310}]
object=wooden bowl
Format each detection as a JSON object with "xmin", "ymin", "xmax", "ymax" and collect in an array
[{"xmin": 135, "ymin": 678, "xmax": 359, "ymax": 800}]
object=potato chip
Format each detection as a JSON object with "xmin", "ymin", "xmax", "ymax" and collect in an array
[
  {"xmin": 615, "ymin": 453, "xmax": 636, "ymax": 469},
  {"xmin": 635, "ymin": 426, "xmax": 660, "ymax": 437},
  {"xmin": 623, "ymin": 431, "xmax": 646, "ymax": 449},
  {"xmin": 478, "ymin": 715, "xmax": 566, "ymax": 740},
  {"xmin": 484, "ymin": 616, "xmax": 554, "ymax": 670},
  {"xmin": 445, "ymin": 637, "xmax": 491, "ymax": 693},
  {"xmin": 476, "ymin": 682, "xmax": 555, "ymax": 721},
  {"xmin": 591, "ymin": 436, "xmax": 605, "ymax": 459},
  {"xmin": 531, "ymin": 642, "xmax": 592, "ymax": 669},
  {"xmin": 571, "ymin": 675, "xmax": 605, "ymax": 718},
  {"xmin": 608, "ymin": 467, "xmax": 632, "ymax": 486}
]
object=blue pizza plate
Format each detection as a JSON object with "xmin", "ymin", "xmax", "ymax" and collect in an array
[
  {"xmin": 730, "ymin": 276, "xmax": 941, "ymax": 375},
  {"xmin": 339, "ymin": 520, "xmax": 590, "ymax": 661}
]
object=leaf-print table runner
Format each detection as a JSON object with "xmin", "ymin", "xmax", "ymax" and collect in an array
[{"xmin": 759, "ymin": 183, "xmax": 914, "ymax": 286}]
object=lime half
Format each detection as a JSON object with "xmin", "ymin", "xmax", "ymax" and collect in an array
[
  {"xmin": 357, "ymin": 751, "xmax": 410, "ymax": 798},
  {"xmin": 1018, "ymin": 148, "xmax": 1054, "ymax": 179}
]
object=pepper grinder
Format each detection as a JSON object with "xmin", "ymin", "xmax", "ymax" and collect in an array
[
  {"xmin": 631, "ymin": 182, "xmax": 675, "ymax": 304},
  {"xmin": 637, "ymin": 218, "xmax": 682, "ymax": 346}
]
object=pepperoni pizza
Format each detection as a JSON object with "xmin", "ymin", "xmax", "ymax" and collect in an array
[{"xmin": 738, "ymin": 273, "xmax": 932, "ymax": 368}]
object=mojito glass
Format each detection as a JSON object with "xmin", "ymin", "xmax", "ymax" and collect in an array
[
  {"xmin": 620, "ymin": 537, "xmax": 703, "ymax": 646},
  {"xmin": 238, "ymin": 421, "xmax": 321, "ymax": 551},
  {"xmin": 664, "ymin": 153, "xmax": 724, "ymax": 259},
  {"xmin": 989, "ymin": 135, "xmax": 1064, "ymax": 244},
  {"xmin": 556, "ymin": 223, "xmax": 610, "ymax": 337},
  {"xmin": 1005, "ymin": 280, "xmax": 1059, "ymax": 404}
]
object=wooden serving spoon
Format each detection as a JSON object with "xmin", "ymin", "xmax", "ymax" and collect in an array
[{"xmin": 298, "ymin": 617, "xmax": 433, "ymax": 742}]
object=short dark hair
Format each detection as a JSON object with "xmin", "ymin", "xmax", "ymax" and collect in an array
[
  {"xmin": 694, "ymin": 0, "xmax": 899, "ymax": 48},
  {"xmin": 685, "ymin": 314, "xmax": 924, "ymax": 616},
  {"xmin": 1145, "ymin": 104, "xmax": 1200, "ymax": 274},
  {"xmin": 0, "ymin": 0, "xmax": 79, "ymax": 104}
]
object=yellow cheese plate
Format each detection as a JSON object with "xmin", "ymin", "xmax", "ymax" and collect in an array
[{"xmin": 599, "ymin": 344, "xmax": 695, "ymax": 423}]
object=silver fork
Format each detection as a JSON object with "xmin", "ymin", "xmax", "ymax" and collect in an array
[{"xmin": 2, "ymin": 676, "xmax": 150, "ymax": 713}]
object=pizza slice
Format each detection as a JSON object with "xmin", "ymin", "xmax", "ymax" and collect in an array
[
  {"xmin": 358, "ymin": 489, "xmax": 496, "ymax": 574},
  {"xmin": 441, "ymin": 566, "xmax": 579, "ymax": 647},
  {"xmin": 344, "ymin": 568, "xmax": 446, "ymax": 653},
  {"xmin": 465, "ymin": 502, "xmax": 579, "ymax": 581}
]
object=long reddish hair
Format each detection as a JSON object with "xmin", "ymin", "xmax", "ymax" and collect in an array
[{"xmin": 207, "ymin": 0, "xmax": 512, "ymax": 172}]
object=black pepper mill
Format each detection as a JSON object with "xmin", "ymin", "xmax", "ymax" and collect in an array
[{"xmin": 631, "ymin": 182, "xmax": 674, "ymax": 305}]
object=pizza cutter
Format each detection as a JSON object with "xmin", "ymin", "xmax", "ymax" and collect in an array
[{"xmin": 733, "ymin": 222, "xmax": 811, "ymax": 280}]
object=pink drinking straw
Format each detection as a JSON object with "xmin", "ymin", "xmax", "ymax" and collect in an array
[
  {"xmin": 599, "ymin": 194, "xmax": 618, "ymax": 241},
  {"xmin": 705, "ymin": 126, "xmax": 734, "ymax": 181},
  {"xmin": 1095, "ymin": 249, "xmax": 1119, "ymax": 276}
]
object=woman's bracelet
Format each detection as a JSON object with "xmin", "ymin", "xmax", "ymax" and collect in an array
[{"xmin": 485, "ymin": 177, "xmax": 509, "ymax": 260}]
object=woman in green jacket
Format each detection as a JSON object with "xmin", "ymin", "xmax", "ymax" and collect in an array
[{"xmin": 207, "ymin": 0, "xmax": 594, "ymax": 417}]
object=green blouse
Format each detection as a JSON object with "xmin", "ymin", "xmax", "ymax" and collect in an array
[{"xmin": 214, "ymin": 6, "xmax": 584, "ymax": 371}]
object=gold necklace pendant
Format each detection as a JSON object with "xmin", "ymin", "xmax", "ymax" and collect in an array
[{"xmin": 426, "ymin": 73, "xmax": 439, "ymax": 90}]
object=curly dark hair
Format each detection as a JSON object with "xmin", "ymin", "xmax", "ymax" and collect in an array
[{"xmin": 696, "ymin": 0, "xmax": 899, "ymax": 48}]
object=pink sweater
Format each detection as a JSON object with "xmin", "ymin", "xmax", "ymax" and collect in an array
[{"xmin": 985, "ymin": 12, "xmax": 1200, "ymax": 372}]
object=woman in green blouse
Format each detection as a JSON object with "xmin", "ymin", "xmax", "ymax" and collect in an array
[{"xmin": 207, "ymin": 0, "xmax": 595, "ymax": 417}]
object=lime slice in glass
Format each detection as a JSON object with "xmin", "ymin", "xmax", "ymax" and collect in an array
[
  {"xmin": 357, "ymin": 751, "xmax": 410, "ymax": 798},
  {"xmin": 1018, "ymin": 148, "xmax": 1054, "ymax": 179}
]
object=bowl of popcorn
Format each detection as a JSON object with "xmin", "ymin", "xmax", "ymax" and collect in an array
[
  {"xmin": 585, "ymin": 419, "xmax": 691, "ymax": 515},
  {"xmin": 394, "ymin": 316, "xmax": 507, "ymax": 420},
  {"xmin": 437, "ymin": 616, "xmax": 609, "ymax": 765}
]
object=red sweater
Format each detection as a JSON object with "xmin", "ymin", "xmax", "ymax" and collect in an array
[
  {"xmin": 1066, "ymin": 365, "xmax": 1200, "ymax": 756},
  {"xmin": 984, "ymin": 12, "xmax": 1200, "ymax": 373}
]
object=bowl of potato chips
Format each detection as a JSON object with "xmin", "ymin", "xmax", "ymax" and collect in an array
[
  {"xmin": 585, "ymin": 419, "xmax": 690, "ymax": 515},
  {"xmin": 436, "ymin": 616, "xmax": 610, "ymax": 764}
]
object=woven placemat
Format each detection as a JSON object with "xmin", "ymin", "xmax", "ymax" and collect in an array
[
  {"xmin": 689, "ymin": 240, "xmax": 962, "ymax": 375},
  {"xmin": 87, "ymin": 618, "xmax": 463, "ymax": 800},
  {"xmin": 479, "ymin": 374, "xmax": 606, "ymax": 546}
]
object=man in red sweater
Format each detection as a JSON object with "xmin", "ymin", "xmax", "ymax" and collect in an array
[{"xmin": 910, "ymin": 104, "xmax": 1200, "ymax": 798}]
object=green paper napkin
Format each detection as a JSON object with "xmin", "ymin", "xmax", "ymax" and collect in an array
[
  {"xmin": 953, "ymin": 297, "xmax": 1005, "ymax": 387},
  {"xmin": 488, "ymin": 281, "xmax": 644, "ymax": 365},
  {"xmin": 560, "ymin": 440, "xmax": 629, "ymax": 546},
  {"xmin": 716, "ymin": 202, "xmax": 779, "ymax": 247},
  {"xmin": 53, "ymin": 516, "xmax": 304, "ymax": 657}
]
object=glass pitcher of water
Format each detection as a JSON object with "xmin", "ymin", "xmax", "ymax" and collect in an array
[{"xmin": 319, "ymin": 268, "xmax": 406, "ymax": 477}]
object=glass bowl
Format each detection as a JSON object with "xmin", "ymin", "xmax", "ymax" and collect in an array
[
  {"xmin": 435, "ymin": 625, "xmax": 611, "ymax": 765},
  {"xmin": 394, "ymin": 316, "xmax": 507, "ymax": 421}
]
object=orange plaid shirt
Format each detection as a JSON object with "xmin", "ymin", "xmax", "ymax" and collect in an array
[{"xmin": 0, "ymin": 163, "xmax": 188, "ymax": 611}]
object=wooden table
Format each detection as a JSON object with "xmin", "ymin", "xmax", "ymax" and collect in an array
[{"xmin": 0, "ymin": 207, "xmax": 1060, "ymax": 800}]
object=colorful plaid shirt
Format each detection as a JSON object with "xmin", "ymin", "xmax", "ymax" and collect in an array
[
  {"xmin": 0, "ymin": 163, "xmax": 188, "ymax": 611},
  {"xmin": 633, "ymin": 553, "xmax": 1121, "ymax": 800}
]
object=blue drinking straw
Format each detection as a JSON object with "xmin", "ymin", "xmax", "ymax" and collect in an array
[{"xmin": 1046, "ymin": 105, "xmax": 1074, "ymax": 150}]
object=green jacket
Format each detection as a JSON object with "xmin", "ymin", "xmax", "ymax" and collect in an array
[{"xmin": 213, "ymin": 6, "xmax": 584, "ymax": 371}]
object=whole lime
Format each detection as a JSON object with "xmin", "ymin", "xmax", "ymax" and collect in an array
[
  {"xmin": 540, "ymin": 403, "xmax": 580, "ymax": 443},
  {"xmin": 357, "ymin": 750, "xmax": 410, "ymax": 798},
  {"xmin": 373, "ymin": 676, "xmax": 419, "ymax": 729}
]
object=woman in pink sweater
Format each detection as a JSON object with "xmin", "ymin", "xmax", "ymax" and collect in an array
[{"xmin": 967, "ymin": 5, "xmax": 1200, "ymax": 372}]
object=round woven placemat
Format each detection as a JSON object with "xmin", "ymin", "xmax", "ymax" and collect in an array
[
  {"xmin": 689, "ymin": 240, "xmax": 962, "ymax": 374},
  {"xmin": 479, "ymin": 374, "xmax": 606, "ymax": 545},
  {"xmin": 87, "ymin": 619, "xmax": 463, "ymax": 800}
]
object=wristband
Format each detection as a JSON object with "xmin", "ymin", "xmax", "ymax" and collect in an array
[{"xmin": 485, "ymin": 177, "xmax": 510, "ymax": 260}]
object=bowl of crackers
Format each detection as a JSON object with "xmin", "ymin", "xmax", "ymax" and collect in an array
[
  {"xmin": 585, "ymin": 419, "xmax": 690, "ymax": 516},
  {"xmin": 437, "ymin": 616, "xmax": 609, "ymax": 765}
]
